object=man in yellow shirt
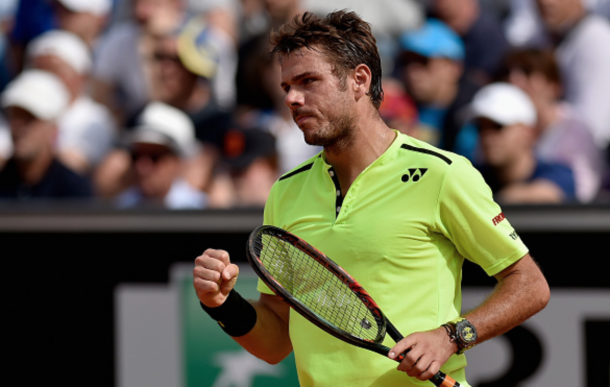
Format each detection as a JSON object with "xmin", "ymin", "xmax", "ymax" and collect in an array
[{"xmin": 194, "ymin": 10, "xmax": 550, "ymax": 387}]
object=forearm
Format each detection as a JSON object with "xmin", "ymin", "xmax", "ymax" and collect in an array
[
  {"xmin": 462, "ymin": 254, "xmax": 550, "ymax": 345},
  {"xmin": 232, "ymin": 297, "xmax": 293, "ymax": 364}
]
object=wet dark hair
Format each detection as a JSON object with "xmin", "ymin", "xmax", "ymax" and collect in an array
[{"xmin": 270, "ymin": 10, "xmax": 384, "ymax": 109}]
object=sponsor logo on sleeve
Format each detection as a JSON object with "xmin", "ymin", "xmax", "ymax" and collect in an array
[{"xmin": 492, "ymin": 212, "xmax": 506, "ymax": 226}]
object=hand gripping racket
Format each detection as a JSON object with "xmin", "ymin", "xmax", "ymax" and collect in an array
[{"xmin": 246, "ymin": 225, "xmax": 461, "ymax": 387}]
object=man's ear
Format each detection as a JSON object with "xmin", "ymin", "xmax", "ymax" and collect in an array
[{"xmin": 352, "ymin": 64, "xmax": 372, "ymax": 100}]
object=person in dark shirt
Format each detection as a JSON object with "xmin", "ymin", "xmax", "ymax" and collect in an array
[
  {"xmin": 395, "ymin": 18, "xmax": 480, "ymax": 159},
  {"xmin": 468, "ymin": 82, "xmax": 576, "ymax": 204},
  {"xmin": 429, "ymin": 0, "xmax": 511, "ymax": 86},
  {"xmin": 0, "ymin": 69, "xmax": 92, "ymax": 200}
]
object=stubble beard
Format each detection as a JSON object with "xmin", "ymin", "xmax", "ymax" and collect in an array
[{"xmin": 300, "ymin": 104, "xmax": 356, "ymax": 153}]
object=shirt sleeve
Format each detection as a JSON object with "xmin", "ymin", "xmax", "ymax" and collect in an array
[{"xmin": 434, "ymin": 157, "xmax": 529, "ymax": 276}]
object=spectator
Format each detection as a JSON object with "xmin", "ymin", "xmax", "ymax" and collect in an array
[
  {"xmin": 429, "ymin": 0, "xmax": 512, "ymax": 86},
  {"xmin": 378, "ymin": 77, "xmax": 420, "ymax": 138},
  {"xmin": 52, "ymin": 0, "xmax": 113, "ymax": 48},
  {"xmin": 0, "ymin": 70, "xmax": 93, "ymax": 200},
  {"xmin": 504, "ymin": 0, "xmax": 610, "ymax": 48},
  {"xmin": 0, "ymin": 112, "xmax": 12, "ymax": 169},
  {"xmin": 470, "ymin": 82, "xmax": 576, "ymax": 204},
  {"xmin": 150, "ymin": 15, "xmax": 235, "ymax": 145},
  {"xmin": 114, "ymin": 101, "xmax": 208, "ymax": 209},
  {"xmin": 221, "ymin": 126, "xmax": 279, "ymax": 208},
  {"xmin": 395, "ymin": 18, "xmax": 480, "ymax": 159},
  {"xmin": 7, "ymin": 0, "xmax": 55, "ymax": 72},
  {"xmin": 497, "ymin": 48, "xmax": 604, "ymax": 203},
  {"xmin": 90, "ymin": 0, "xmax": 187, "ymax": 125},
  {"xmin": 534, "ymin": 0, "xmax": 610, "ymax": 157},
  {"xmin": 25, "ymin": 29, "xmax": 116, "ymax": 175},
  {"xmin": 0, "ymin": 0, "xmax": 18, "ymax": 91}
]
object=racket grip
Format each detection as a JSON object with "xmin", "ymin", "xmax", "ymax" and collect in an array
[
  {"xmin": 430, "ymin": 371, "xmax": 461, "ymax": 387},
  {"xmin": 394, "ymin": 353, "xmax": 460, "ymax": 386}
]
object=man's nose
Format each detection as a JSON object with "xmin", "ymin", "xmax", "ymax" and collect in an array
[{"xmin": 284, "ymin": 88, "xmax": 304, "ymax": 109}]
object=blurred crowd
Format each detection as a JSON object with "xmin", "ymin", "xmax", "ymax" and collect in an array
[{"xmin": 0, "ymin": 0, "xmax": 608, "ymax": 209}]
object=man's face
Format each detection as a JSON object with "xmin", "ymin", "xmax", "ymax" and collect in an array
[
  {"xmin": 401, "ymin": 52, "xmax": 460, "ymax": 105},
  {"xmin": 5, "ymin": 106, "xmax": 56, "ymax": 161},
  {"xmin": 262, "ymin": 0, "xmax": 300, "ymax": 21},
  {"xmin": 31, "ymin": 54, "xmax": 82, "ymax": 100},
  {"xmin": 477, "ymin": 118, "xmax": 530, "ymax": 167},
  {"xmin": 54, "ymin": 2, "xmax": 107, "ymax": 45},
  {"xmin": 151, "ymin": 37, "xmax": 198, "ymax": 104},
  {"xmin": 130, "ymin": 142, "xmax": 181, "ymax": 198},
  {"xmin": 432, "ymin": 0, "xmax": 465, "ymax": 20},
  {"xmin": 133, "ymin": 0, "xmax": 181, "ymax": 30},
  {"xmin": 280, "ymin": 48, "xmax": 355, "ymax": 148},
  {"xmin": 535, "ymin": 0, "xmax": 583, "ymax": 31}
]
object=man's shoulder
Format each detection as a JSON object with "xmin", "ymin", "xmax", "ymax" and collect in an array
[
  {"xmin": 276, "ymin": 153, "xmax": 322, "ymax": 183},
  {"xmin": 46, "ymin": 160, "xmax": 93, "ymax": 196},
  {"xmin": 566, "ymin": 14, "xmax": 610, "ymax": 47},
  {"xmin": 397, "ymin": 134, "xmax": 465, "ymax": 168}
]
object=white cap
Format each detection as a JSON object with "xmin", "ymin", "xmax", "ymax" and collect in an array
[
  {"xmin": 468, "ymin": 82, "xmax": 537, "ymax": 127},
  {"xmin": 56, "ymin": 0, "xmax": 112, "ymax": 16},
  {"xmin": 26, "ymin": 30, "xmax": 92, "ymax": 75},
  {"xmin": 129, "ymin": 102, "xmax": 196, "ymax": 158},
  {"xmin": 1, "ymin": 69, "xmax": 70, "ymax": 121}
]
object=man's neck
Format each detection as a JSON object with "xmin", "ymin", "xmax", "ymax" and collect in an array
[
  {"xmin": 324, "ymin": 116, "xmax": 396, "ymax": 195},
  {"xmin": 16, "ymin": 152, "xmax": 54, "ymax": 186},
  {"xmin": 496, "ymin": 153, "xmax": 536, "ymax": 185},
  {"xmin": 535, "ymin": 100, "xmax": 560, "ymax": 135},
  {"xmin": 550, "ymin": 9, "xmax": 587, "ymax": 42}
]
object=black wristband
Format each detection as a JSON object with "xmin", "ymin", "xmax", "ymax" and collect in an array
[{"xmin": 200, "ymin": 289, "xmax": 257, "ymax": 337}]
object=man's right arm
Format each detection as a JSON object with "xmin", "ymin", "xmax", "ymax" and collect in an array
[{"xmin": 193, "ymin": 248, "xmax": 292, "ymax": 364}]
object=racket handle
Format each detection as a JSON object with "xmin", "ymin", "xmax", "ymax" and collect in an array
[
  {"xmin": 430, "ymin": 371, "xmax": 461, "ymax": 387},
  {"xmin": 394, "ymin": 354, "xmax": 461, "ymax": 387}
]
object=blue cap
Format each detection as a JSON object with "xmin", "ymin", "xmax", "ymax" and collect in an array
[{"xmin": 399, "ymin": 18, "xmax": 464, "ymax": 61}]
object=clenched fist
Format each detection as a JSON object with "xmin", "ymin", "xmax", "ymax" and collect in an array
[{"xmin": 193, "ymin": 248, "xmax": 240, "ymax": 308}]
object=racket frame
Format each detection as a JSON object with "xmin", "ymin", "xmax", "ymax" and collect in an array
[{"xmin": 247, "ymin": 225, "xmax": 389, "ymax": 355}]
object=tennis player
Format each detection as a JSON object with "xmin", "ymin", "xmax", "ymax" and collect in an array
[{"xmin": 193, "ymin": 10, "xmax": 550, "ymax": 387}]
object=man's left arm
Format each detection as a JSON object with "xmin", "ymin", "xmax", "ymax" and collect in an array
[{"xmin": 389, "ymin": 253, "xmax": 550, "ymax": 381}]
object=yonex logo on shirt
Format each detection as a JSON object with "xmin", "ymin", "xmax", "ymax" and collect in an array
[{"xmin": 401, "ymin": 168, "xmax": 428, "ymax": 183}]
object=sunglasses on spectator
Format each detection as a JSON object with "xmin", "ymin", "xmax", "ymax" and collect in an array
[
  {"xmin": 153, "ymin": 52, "xmax": 182, "ymax": 63},
  {"xmin": 130, "ymin": 150, "xmax": 174, "ymax": 164},
  {"xmin": 476, "ymin": 119, "xmax": 505, "ymax": 132}
]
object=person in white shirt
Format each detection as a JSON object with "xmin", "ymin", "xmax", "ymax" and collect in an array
[{"xmin": 25, "ymin": 29, "xmax": 116, "ymax": 175}]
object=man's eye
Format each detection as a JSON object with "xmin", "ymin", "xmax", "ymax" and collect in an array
[
  {"xmin": 303, "ymin": 78, "xmax": 314, "ymax": 84},
  {"xmin": 282, "ymin": 86, "xmax": 290, "ymax": 93}
]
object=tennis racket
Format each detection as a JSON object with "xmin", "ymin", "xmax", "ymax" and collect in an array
[{"xmin": 246, "ymin": 225, "xmax": 461, "ymax": 387}]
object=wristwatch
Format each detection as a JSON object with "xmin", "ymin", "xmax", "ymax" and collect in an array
[{"xmin": 443, "ymin": 318, "xmax": 478, "ymax": 355}]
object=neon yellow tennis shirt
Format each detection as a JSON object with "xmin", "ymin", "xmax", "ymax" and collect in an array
[{"xmin": 258, "ymin": 130, "xmax": 528, "ymax": 387}]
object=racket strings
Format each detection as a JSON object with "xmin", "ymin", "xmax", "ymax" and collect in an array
[{"xmin": 256, "ymin": 234, "xmax": 382, "ymax": 342}]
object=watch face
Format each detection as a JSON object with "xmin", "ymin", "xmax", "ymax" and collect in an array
[{"xmin": 457, "ymin": 321, "xmax": 478, "ymax": 344}]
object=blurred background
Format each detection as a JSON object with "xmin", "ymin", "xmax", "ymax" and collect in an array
[{"xmin": 1, "ymin": 0, "xmax": 608, "ymax": 386}]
